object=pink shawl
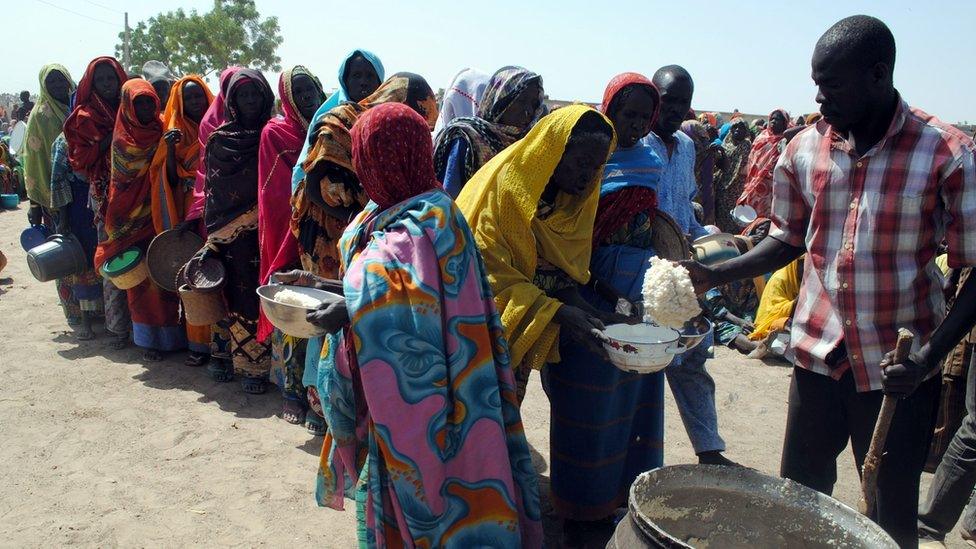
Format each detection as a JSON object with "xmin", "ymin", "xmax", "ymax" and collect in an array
[{"xmin": 186, "ymin": 67, "xmax": 241, "ymax": 222}]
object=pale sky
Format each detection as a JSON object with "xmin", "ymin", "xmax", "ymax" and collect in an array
[{"xmin": 6, "ymin": 0, "xmax": 976, "ymax": 123}]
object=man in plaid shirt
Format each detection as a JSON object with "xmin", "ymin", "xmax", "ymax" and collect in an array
[{"xmin": 685, "ymin": 15, "xmax": 976, "ymax": 546}]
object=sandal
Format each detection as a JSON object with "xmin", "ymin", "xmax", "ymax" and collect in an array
[
  {"xmin": 143, "ymin": 349, "xmax": 163, "ymax": 362},
  {"xmin": 111, "ymin": 333, "xmax": 129, "ymax": 350},
  {"xmin": 241, "ymin": 378, "xmax": 266, "ymax": 395},
  {"xmin": 282, "ymin": 400, "xmax": 307, "ymax": 425},
  {"xmin": 207, "ymin": 360, "xmax": 233, "ymax": 383},
  {"xmin": 185, "ymin": 351, "xmax": 209, "ymax": 367},
  {"xmin": 305, "ymin": 410, "xmax": 327, "ymax": 436}
]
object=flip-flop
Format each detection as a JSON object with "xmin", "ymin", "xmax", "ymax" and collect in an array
[
  {"xmin": 241, "ymin": 378, "xmax": 266, "ymax": 395},
  {"xmin": 282, "ymin": 400, "xmax": 307, "ymax": 425},
  {"xmin": 184, "ymin": 352, "xmax": 209, "ymax": 367},
  {"xmin": 305, "ymin": 411, "xmax": 327, "ymax": 436},
  {"xmin": 207, "ymin": 361, "xmax": 233, "ymax": 383}
]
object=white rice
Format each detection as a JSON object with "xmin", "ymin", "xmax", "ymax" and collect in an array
[
  {"xmin": 642, "ymin": 257, "xmax": 701, "ymax": 328},
  {"xmin": 273, "ymin": 288, "xmax": 322, "ymax": 308}
]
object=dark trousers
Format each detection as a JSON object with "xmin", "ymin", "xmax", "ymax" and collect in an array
[
  {"xmin": 918, "ymin": 352, "xmax": 976, "ymax": 540},
  {"xmin": 780, "ymin": 366, "xmax": 940, "ymax": 548}
]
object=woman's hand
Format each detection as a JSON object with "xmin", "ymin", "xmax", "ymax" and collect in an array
[
  {"xmin": 306, "ymin": 299, "xmax": 349, "ymax": 333},
  {"xmin": 164, "ymin": 129, "xmax": 183, "ymax": 147},
  {"xmin": 273, "ymin": 270, "xmax": 344, "ymax": 295},
  {"xmin": 555, "ymin": 304, "xmax": 610, "ymax": 360},
  {"xmin": 27, "ymin": 203, "xmax": 43, "ymax": 226}
]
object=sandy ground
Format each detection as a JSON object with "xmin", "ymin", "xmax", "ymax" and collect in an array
[{"xmin": 0, "ymin": 205, "xmax": 965, "ymax": 548}]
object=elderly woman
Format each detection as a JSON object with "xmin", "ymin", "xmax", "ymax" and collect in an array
[
  {"xmin": 286, "ymin": 103, "xmax": 543, "ymax": 547},
  {"xmin": 456, "ymin": 105, "xmax": 629, "ymax": 403}
]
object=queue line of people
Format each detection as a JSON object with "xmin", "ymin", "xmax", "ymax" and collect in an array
[{"xmin": 8, "ymin": 13, "xmax": 976, "ymax": 548}]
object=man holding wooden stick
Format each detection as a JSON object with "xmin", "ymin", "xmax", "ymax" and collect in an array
[{"xmin": 683, "ymin": 15, "xmax": 976, "ymax": 547}]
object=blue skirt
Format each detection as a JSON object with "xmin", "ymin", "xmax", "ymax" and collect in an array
[{"xmin": 546, "ymin": 244, "xmax": 665, "ymax": 520}]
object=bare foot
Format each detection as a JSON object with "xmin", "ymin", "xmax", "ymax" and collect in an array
[{"xmin": 111, "ymin": 333, "xmax": 129, "ymax": 350}]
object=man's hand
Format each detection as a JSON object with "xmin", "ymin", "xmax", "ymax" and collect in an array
[
  {"xmin": 679, "ymin": 259, "xmax": 719, "ymax": 295},
  {"xmin": 880, "ymin": 351, "xmax": 932, "ymax": 398}
]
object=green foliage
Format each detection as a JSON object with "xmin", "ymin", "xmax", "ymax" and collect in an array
[{"xmin": 116, "ymin": 0, "xmax": 282, "ymax": 77}]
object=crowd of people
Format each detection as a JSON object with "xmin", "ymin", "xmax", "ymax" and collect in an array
[{"xmin": 3, "ymin": 13, "xmax": 976, "ymax": 549}]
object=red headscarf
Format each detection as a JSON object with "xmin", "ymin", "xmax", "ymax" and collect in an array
[
  {"xmin": 594, "ymin": 72, "xmax": 661, "ymax": 244},
  {"xmin": 256, "ymin": 66, "xmax": 323, "ymax": 341},
  {"xmin": 63, "ymin": 56, "xmax": 127, "ymax": 211},
  {"xmin": 94, "ymin": 79, "xmax": 163, "ymax": 270},
  {"xmin": 351, "ymin": 103, "xmax": 439, "ymax": 209}
]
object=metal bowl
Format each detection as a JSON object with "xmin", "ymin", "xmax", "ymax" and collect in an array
[
  {"xmin": 603, "ymin": 323, "xmax": 683, "ymax": 374},
  {"xmin": 625, "ymin": 465, "xmax": 896, "ymax": 548},
  {"xmin": 256, "ymin": 284, "xmax": 343, "ymax": 339},
  {"xmin": 678, "ymin": 317, "xmax": 713, "ymax": 352}
]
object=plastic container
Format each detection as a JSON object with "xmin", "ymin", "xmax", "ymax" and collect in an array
[
  {"xmin": 20, "ymin": 224, "xmax": 51, "ymax": 252},
  {"xmin": 101, "ymin": 247, "xmax": 148, "ymax": 290},
  {"xmin": 26, "ymin": 234, "xmax": 89, "ymax": 282},
  {"xmin": 1, "ymin": 194, "xmax": 19, "ymax": 209}
]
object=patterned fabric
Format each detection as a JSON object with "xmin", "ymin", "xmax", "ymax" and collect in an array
[
  {"xmin": 768, "ymin": 97, "xmax": 976, "ymax": 392},
  {"xmin": 0, "ymin": 143, "xmax": 16, "ymax": 194},
  {"xmin": 226, "ymin": 314, "xmax": 271, "ymax": 379},
  {"xmin": 204, "ymin": 69, "xmax": 274, "ymax": 238},
  {"xmin": 50, "ymin": 134, "xmax": 102, "ymax": 312},
  {"xmin": 350, "ymin": 103, "xmax": 439, "ymax": 208},
  {"xmin": 595, "ymin": 145, "xmax": 662, "ymax": 244},
  {"xmin": 737, "ymin": 108, "xmax": 791, "ymax": 219},
  {"xmin": 149, "ymin": 75, "xmax": 214, "ymax": 233},
  {"xmin": 317, "ymin": 189, "xmax": 543, "ymax": 547},
  {"xmin": 715, "ymin": 119, "xmax": 752, "ymax": 233},
  {"xmin": 94, "ymin": 79, "xmax": 163, "ymax": 271},
  {"xmin": 270, "ymin": 329, "xmax": 308, "ymax": 402},
  {"xmin": 23, "ymin": 64, "xmax": 75, "ymax": 207},
  {"xmin": 457, "ymin": 105, "xmax": 615, "ymax": 379},
  {"xmin": 433, "ymin": 66, "xmax": 543, "ymax": 194},
  {"xmin": 432, "ymin": 67, "xmax": 490, "ymax": 136},
  {"xmin": 291, "ymin": 73, "xmax": 437, "ymax": 278},
  {"xmin": 256, "ymin": 66, "xmax": 323, "ymax": 341},
  {"xmin": 129, "ymin": 278, "xmax": 187, "ymax": 352},
  {"xmin": 749, "ymin": 257, "xmax": 803, "ymax": 342},
  {"xmin": 681, "ymin": 119, "xmax": 718, "ymax": 223},
  {"xmin": 292, "ymin": 49, "xmax": 385, "ymax": 192},
  {"xmin": 186, "ymin": 67, "xmax": 242, "ymax": 223},
  {"xmin": 63, "ymin": 57, "xmax": 127, "ymax": 218}
]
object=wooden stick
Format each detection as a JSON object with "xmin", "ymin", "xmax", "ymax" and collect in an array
[{"xmin": 859, "ymin": 328, "xmax": 915, "ymax": 515}]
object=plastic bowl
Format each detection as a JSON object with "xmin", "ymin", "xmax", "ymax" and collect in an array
[
  {"xmin": 256, "ymin": 284, "xmax": 343, "ymax": 339},
  {"xmin": 603, "ymin": 323, "xmax": 684, "ymax": 374},
  {"xmin": 1, "ymin": 194, "xmax": 20, "ymax": 209}
]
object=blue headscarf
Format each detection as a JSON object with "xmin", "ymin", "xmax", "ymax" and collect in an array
[
  {"xmin": 291, "ymin": 49, "xmax": 385, "ymax": 190},
  {"xmin": 600, "ymin": 143, "xmax": 663, "ymax": 198}
]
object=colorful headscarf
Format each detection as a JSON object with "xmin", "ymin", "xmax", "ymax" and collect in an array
[
  {"xmin": 186, "ymin": 66, "xmax": 242, "ymax": 222},
  {"xmin": 256, "ymin": 66, "xmax": 323, "ymax": 340},
  {"xmin": 456, "ymin": 105, "xmax": 616, "ymax": 372},
  {"xmin": 22, "ymin": 64, "xmax": 75, "ymax": 208},
  {"xmin": 432, "ymin": 67, "xmax": 490, "ymax": 136},
  {"xmin": 290, "ymin": 73, "xmax": 437, "ymax": 277},
  {"xmin": 94, "ymin": 79, "xmax": 163, "ymax": 270},
  {"xmin": 204, "ymin": 69, "xmax": 274, "ymax": 238},
  {"xmin": 737, "ymin": 108, "xmax": 792, "ymax": 218},
  {"xmin": 352, "ymin": 103, "xmax": 438, "ymax": 209},
  {"xmin": 292, "ymin": 49, "xmax": 385, "ymax": 191},
  {"xmin": 433, "ymin": 66, "xmax": 544, "ymax": 194},
  {"xmin": 148, "ymin": 75, "xmax": 214, "ymax": 233},
  {"xmin": 595, "ymin": 72, "xmax": 662, "ymax": 245},
  {"xmin": 63, "ymin": 56, "xmax": 127, "ymax": 213}
]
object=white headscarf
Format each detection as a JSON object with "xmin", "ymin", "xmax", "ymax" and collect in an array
[{"xmin": 433, "ymin": 68, "xmax": 490, "ymax": 136}]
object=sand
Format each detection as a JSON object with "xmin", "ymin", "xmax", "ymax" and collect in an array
[{"xmin": 0, "ymin": 206, "xmax": 963, "ymax": 547}]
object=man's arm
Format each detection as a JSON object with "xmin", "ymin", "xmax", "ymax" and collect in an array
[{"xmin": 683, "ymin": 236, "xmax": 805, "ymax": 293}]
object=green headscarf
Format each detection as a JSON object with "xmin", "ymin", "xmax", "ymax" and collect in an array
[{"xmin": 23, "ymin": 64, "xmax": 75, "ymax": 207}]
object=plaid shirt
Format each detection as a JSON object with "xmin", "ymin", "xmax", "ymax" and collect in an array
[{"xmin": 769, "ymin": 97, "xmax": 976, "ymax": 392}]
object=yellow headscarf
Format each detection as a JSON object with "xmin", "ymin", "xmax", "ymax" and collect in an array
[{"xmin": 457, "ymin": 104, "xmax": 615, "ymax": 371}]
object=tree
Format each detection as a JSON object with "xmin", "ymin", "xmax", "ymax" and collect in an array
[{"xmin": 116, "ymin": 0, "xmax": 282, "ymax": 77}]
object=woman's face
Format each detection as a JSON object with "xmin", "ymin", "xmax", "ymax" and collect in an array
[
  {"xmin": 608, "ymin": 86, "xmax": 657, "ymax": 149},
  {"xmin": 92, "ymin": 63, "xmax": 120, "ymax": 102},
  {"xmin": 44, "ymin": 70, "xmax": 71, "ymax": 105},
  {"xmin": 152, "ymin": 80, "xmax": 173, "ymax": 109},
  {"xmin": 549, "ymin": 137, "xmax": 610, "ymax": 197},
  {"xmin": 769, "ymin": 112, "xmax": 787, "ymax": 135},
  {"xmin": 233, "ymin": 81, "xmax": 263, "ymax": 122},
  {"xmin": 133, "ymin": 95, "xmax": 157, "ymax": 125},
  {"xmin": 181, "ymin": 81, "xmax": 208, "ymax": 123},
  {"xmin": 343, "ymin": 55, "xmax": 380, "ymax": 103},
  {"xmin": 731, "ymin": 124, "xmax": 748, "ymax": 142},
  {"xmin": 291, "ymin": 73, "xmax": 322, "ymax": 121},
  {"xmin": 496, "ymin": 80, "xmax": 542, "ymax": 129}
]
